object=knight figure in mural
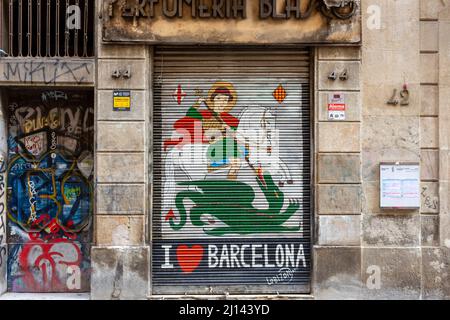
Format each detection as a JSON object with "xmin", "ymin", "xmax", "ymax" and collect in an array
[
  {"xmin": 162, "ymin": 81, "xmax": 300, "ymax": 236},
  {"xmin": 164, "ymin": 81, "xmax": 244, "ymax": 180}
]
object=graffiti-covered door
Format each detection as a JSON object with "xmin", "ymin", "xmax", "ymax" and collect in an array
[
  {"xmin": 5, "ymin": 89, "xmax": 94, "ymax": 292},
  {"xmin": 152, "ymin": 47, "xmax": 311, "ymax": 294}
]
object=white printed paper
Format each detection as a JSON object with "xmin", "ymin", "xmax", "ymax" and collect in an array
[{"xmin": 380, "ymin": 164, "xmax": 420, "ymax": 209}]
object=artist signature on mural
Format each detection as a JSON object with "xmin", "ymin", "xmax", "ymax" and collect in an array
[{"xmin": 266, "ymin": 267, "xmax": 297, "ymax": 285}]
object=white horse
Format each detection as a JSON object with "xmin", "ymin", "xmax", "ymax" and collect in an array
[{"xmin": 161, "ymin": 106, "xmax": 293, "ymax": 215}]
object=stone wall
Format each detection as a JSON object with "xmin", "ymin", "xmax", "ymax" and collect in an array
[
  {"xmin": 313, "ymin": 0, "xmax": 450, "ymax": 300},
  {"xmin": 90, "ymin": 0, "xmax": 150, "ymax": 299},
  {"xmin": 91, "ymin": 0, "xmax": 450, "ymax": 300},
  {"xmin": 314, "ymin": 46, "xmax": 363, "ymax": 299},
  {"xmin": 421, "ymin": 0, "xmax": 450, "ymax": 299}
]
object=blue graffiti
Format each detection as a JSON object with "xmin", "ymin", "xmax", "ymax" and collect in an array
[
  {"xmin": 8, "ymin": 135, "xmax": 18, "ymax": 154},
  {"xmin": 7, "ymin": 151, "xmax": 92, "ymax": 233}
]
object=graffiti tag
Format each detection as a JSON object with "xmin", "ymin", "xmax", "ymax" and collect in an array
[
  {"xmin": 16, "ymin": 238, "xmax": 82, "ymax": 292},
  {"xmin": 266, "ymin": 267, "xmax": 297, "ymax": 285},
  {"xmin": 421, "ymin": 185, "xmax": 439, "ymax": 212},
  {"xmin": 1, "ymin": 60, "xmax": 93, "ymax": 85},
  {"xmin": 0, "ymin": 153, "xmax": 7, "ymax": 268}
]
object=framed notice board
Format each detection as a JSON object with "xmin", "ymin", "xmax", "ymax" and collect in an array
[{"xmin": 380, "ymin": 162, "xmax": 420, "ymax": 209}]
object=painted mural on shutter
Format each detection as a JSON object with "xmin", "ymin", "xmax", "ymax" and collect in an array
[
  {"xmin": 5, "ymin": 89, "xmax": 94, "ymax": 292},
  {"xmin": 152, "ymin": 47, "xmax": 311, "ymax": 294}
]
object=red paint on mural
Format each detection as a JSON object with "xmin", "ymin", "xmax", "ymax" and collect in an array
[
  {"xmin": 176, "ymin": 245, "xmax": 204, "ymax": 274},
  {"xmin": 18, "ymin": 237, "xmax": 82, "ymax": 292}
]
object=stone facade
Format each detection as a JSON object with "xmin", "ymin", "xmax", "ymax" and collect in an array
[
  {"xmin": 314, "ymin": 0, "xmax": 450, "ymax": 300},
  {"xmin": 91, "ymin": 0, "xmax": 150, "ymax": 298},
  {"xmin": 0, "ymin": 0, "xmax": 449, "ymax": 300}
]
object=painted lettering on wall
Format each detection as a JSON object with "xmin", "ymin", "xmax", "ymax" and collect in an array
[{"xmin": 153, "ymin": 239, "xmax": 309, "ymax": 285}]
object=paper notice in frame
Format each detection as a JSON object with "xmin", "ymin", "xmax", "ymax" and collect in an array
[
  {"xmin": 113, "ymin": 90, "xmax": 131, "ymax": 111},
  {"xmin": 328, "ymin": 92, "xmax": 346, "ymax": 121},
  {"xmin": 380, "ymin": 163, "xmax": 421, "ymax": 209}
]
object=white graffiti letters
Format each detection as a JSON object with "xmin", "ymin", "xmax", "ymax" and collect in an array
[
  {"xmin": 27, "ymin": 180, "xmax": 38, "ymax": 223},
  {"xmin": 66, "ymin": 265, "xmax": 81, "ymax": 290},
  {"xmin": 208, "ymin": 244, "xmax": 306, "ymax": 269}
]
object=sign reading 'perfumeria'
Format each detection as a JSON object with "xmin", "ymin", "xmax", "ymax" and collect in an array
[{"xmin": 103, "ymin": 0, "xmax": 361, "ymax": 44}]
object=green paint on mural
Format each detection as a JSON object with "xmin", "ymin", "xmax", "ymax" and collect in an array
[{"xmin": 168, "ymin": 173, "xmax": 300, "ymax": 236}]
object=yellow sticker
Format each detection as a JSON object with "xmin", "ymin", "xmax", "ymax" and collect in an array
[
  {"xmin": 114, "ymin": 97, "xmax": 130, "ymax": 108},
  {"xmin": 113, "ymin": 91, "xmax": 131, "ymax": 111}
]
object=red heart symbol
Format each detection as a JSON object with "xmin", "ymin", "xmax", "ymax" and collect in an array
[{"xmin": 176, "ymin": 245, "xmax": 204, "ymax": 274}]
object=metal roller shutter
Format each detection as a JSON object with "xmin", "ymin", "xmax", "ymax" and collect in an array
[{"xmin": 152, "ymin": 46, "xmax": 312, "ymax": 295}]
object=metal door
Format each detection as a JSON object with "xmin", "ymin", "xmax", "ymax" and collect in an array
[
  {"xmin": 5, "ymin": 89, "xmax": 94, "ymax": 292},
  {"xmin": 152, "ymin": 47, "xmax": 312, "ymax": 295}
]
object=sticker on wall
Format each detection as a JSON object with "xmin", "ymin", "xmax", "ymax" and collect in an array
[
  {"xmin": 328, "ymin": 92, "xmax": 346, "ymax": 121},
  {"xmin": 172, "ymin": 85, "xmax": 186, "ymax": 105},
  {"xmin": 113, "ymin": 90, "xmax": 131, "ymax": 111},
  {"xmin": 273, "ymin": 84, "xmax": 287, "ymax": 104}
]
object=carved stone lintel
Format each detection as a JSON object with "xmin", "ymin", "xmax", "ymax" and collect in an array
[
  {"xmin": 108, "ymin": 0, "xmax": 358, "ymax": 20},
  {"xmin": 103, "ymin": 0, "xmax": 361, "ymax": 44}
]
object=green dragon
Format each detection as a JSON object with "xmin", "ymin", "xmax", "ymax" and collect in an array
[{"xmin": 168, "ymin": 173, "xmax": 300, "ymax": 236}]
